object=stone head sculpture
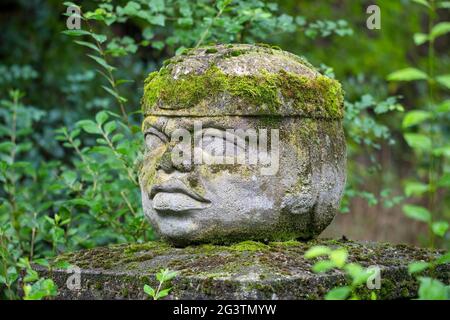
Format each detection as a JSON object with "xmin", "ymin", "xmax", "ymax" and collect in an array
[{"xmin": 140, "ymin": 44, "xmax": 346, "ymax": 246}]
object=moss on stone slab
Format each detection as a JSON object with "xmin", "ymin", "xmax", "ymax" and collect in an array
[{"xmin": 43, "ymin": 239, "xmax": 449, "ymax": 300}]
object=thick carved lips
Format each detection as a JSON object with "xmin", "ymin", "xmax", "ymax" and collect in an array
[
  {"xmin": 150, "ymin": 180, "xmax": 210, "ymax": 203},
  {"xmin": 150, "ymin": 180, "xmax": 211, "ymax": 213}
]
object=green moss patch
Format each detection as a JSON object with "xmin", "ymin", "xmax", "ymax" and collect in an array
[{"xmin": 142, "ymin": 65, "xmax": 343, "ymax": 119}]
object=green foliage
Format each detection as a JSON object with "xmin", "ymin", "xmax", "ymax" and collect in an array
[
  {"xmin": 387, "ymin": 68, "xmax": 429, "ymax": 82},
  {"xmin": 417, "ymin": 277, "xmax": 449, "ymax": 300},
  {"xmin": 407, "ymin": 251, "xmax": 450, "ymax": 299},
  {"xmin": 341, "ymin": 94, "xmax": 404, "ymax": 212},
  {"xmin": 390, "ymin": 0, "xmax": 450, "ymax": 299},
  {"xmin": 19, "ymin": 258, "xmax": 57, "ymax": 300},
  {"xmin": 144, "ymin": 268, "xmax": 178, "ymax": 300},
  {"xmin": 0, "ymin": 90, "xmax": 148, "ymax": 298},
  {"xmin": 387, "ymin": 0, "xmax": 449, "ymax": 249},
  {"xmin": 304, "ymin": 246, "xmax": 376, "ymax": 300}
]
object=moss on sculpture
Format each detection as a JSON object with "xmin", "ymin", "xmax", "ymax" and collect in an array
[
  {"xmin": 141, "ymin": 44, "xmax": 343, "ymax": 119},
  {"xmin": 143, "ymin": 65, "xmax": 343, "ymax": 118}
]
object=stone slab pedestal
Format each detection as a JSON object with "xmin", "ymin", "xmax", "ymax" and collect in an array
[{"xmin": 38, "ymin": 239, "xmax": 449, "ymax": 300}]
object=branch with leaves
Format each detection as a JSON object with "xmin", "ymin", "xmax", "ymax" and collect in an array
[{"xmin": 144, "ymin": 268, "xmax": 178, "ymax": 300}]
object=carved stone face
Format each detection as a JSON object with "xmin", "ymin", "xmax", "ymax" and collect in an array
[
  {"xmin": 140, "ymin": 44, "xmax": 346, "ymax": 246},
  {"xmin": 140, "ymin": 116, "xmax": 346, "ymax": 246}
]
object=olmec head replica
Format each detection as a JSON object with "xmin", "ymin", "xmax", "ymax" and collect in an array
[{"xmin": 140, "ymin": 44, "xmax": 346, "ymax": 246}]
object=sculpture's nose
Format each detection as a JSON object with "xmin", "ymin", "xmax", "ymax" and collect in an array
[{"xmin": 157, "ymin": 147, "xmax": 192, "ymax": 173}]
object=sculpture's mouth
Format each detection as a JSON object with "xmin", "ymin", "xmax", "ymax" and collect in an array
[{"xmin": 150, "ymin": 181, "xmax": 211, "ymax": 214}]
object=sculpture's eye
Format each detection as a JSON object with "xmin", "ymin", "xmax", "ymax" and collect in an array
[
  {"xmin": 145, "ymin": 130, "xmax": 167, "ymax": 152},
  {"xmin": 200, "ymin": 129, "xmax": 244, "ymax": 157}
]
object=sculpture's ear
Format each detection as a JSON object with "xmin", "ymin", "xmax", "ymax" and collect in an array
[{"xmin": 142, "ymin": 116, "xmax": 159, "ymax": 132}]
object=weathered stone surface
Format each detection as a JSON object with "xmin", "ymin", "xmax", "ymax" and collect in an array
[
  {"xmin": 140, "ymin": 116, "xmax": 346, "ymax": 246},
  {"xmin": 38, "ymin": 239, "xmax": 450, "ymax": 300}
]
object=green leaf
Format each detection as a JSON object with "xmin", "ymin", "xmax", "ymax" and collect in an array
[
  {"xmin": 436, "ymin": 74, "xmax": 450, "ymax": 90},
  {"xmin": 101, "ymin": 85, "xmax": 127, "ymax": 102},
  {"xmin": 53, "ymin": 260, "xmax": 72, "ymax": 270},
  {"xmin": 430, "ymin": 22, "xmax": 450, "ymax": 41},
  {"xmin": 433, "ymin": 146, "xmax": 450, "ymax": 158},
  {"xmin": 156, "ymin": 288, "xmax": 171, "ymax": 299},
  {"xmin": 6, "ymin": 267, "xmax": 19, "ymax": 285},
  {"xmin": 84, "ymin": 8, "xmax": 110, "ymax": 22},
  {"xmin": 74, "ymin": 40, "xmax": 100, "ymax": 53},
  {"xmin": 329, "ymin": 248, "xmax": 348, "ymax": 268},
  {"xmin": 157, "ymin": 268, "xmax": 178, "ymax": 282},
  {"xmin": 436, "ymin": 100, "xmax": 450, "ymax": 113},
  {"xmin": 431, "ymin": 221, "xmax": 449, "ymax": 237},
  {"xmin": 146, "ymin": 14, "xmax": 165, "ymax": 26},
  {"xmin": 104, "ymin": 121, "xmax": 117, "ymax": 135},
  {"xmin": 91, "ymin": 33, "xmax": 107, "ymax": 44},
  {"xmin": 177, "ymin": 17, "xmax": 193, "ymax": 27},
  {"xmin": 149, "ymin": 0, "xmax": 165, "ymax": 12},
  {"xmin": 402, "ymin": 204, "xmax": 431, "ymax": 223},
  {"xmin": 175, "ymin": 46, "xmax": 187, "ymax": 56},
  {"xmin": 116, "ymin": 79, "xmax": 134, "ymax": 86},
  {"xmin": 417, "ymin": 277, "xmax": 448, "ymax": 300},
  {"xmin": 312, "ymin": 260, "xmax": 336, "ymax": 273},
  {"xmin": 404, "ymin": 181, "xmax": 429, "ymax": 197},
  {"xmin": 63, "ymin": 2, "xmax": 79, "ymax": 8},
  {"xmin": 112, "ymin": 133, "xmax": 124, "ymax": 143},
  {"xmin": 402, "ymin": 110, "xmax": 432, "ymax": 128},
  {"xmin": 33, "ymin": 259, "xmax": 50, "ymax": 268},
  {"xmin": 387, "ymin": 68, "xmax": 428, "ymax": 82},
  {"xmin": 437, "ymin": 1, "xmax": 450, "ymax": 9},
  {"xmin": 23, "ymin": 279, "xmax": 57, "ymax": 300},
  {"xmin": 68, "ymin": 198, "xmax": 92, "ymax": 207},
  {"xmin": 120, "ymin": 1, "xmax": 141, "ymax": 15},
  {"xmin": 23, "ymin": 270, "xmax": 39, "ymax": 283},
  {"xmin": 408, "ymin": 262, "xmax": 430, "ymax": 274},
  {"xmin": 152, "ymin": 41, "xmax": 165, "ymax": 50},
  {"xmin": 95, "ymin": 111, "xmax": 109, "ymax": 125},
  {"xmin": 0, "ymin": 141, "xmax": 14, "ymax": 153},
  {"xmin": 87, "ymin": 54, "xmax": 115, "ymax": 72},
  {"xmin": 217, "ymin": 0, "xmax": 233, "ymax": 11},
  {"xmin": 404, "ymin": 133, "xmax": 432, "ymax": 151},
  {"xmin": 345, "ymin": 263, "xmax": 370, "ymax": 286},
  {"xmin": 437, "ymin": 173, "xmax": 450, "ymax": 187},
  {"xmin": 324, "ymin": 286, "xmax": 351, "ymax": 300},
  {"xmin": 76, "ymin": 120, "xmax": 101, "ymax": 134},
  {"xmin": 304, "ymin": 246, "xmax": 331, "ymax": 259},
  {"xmin": 436, "ymin": 252, "xmax": 450, "ymax": 265},
  {"xmin": 143, "ymin": 284, "xmax": 155, "ymax": 298},
  {"xmin": 411, "ymin": 0, "xmax": 430, "ymax": 8},
  {"xmin": 61, "ymin": 30, "xmax": 90, "ymax": 37},
  {"xmin": 413, "ymin": 33, "xmax": 428, "ymax": 45}
]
